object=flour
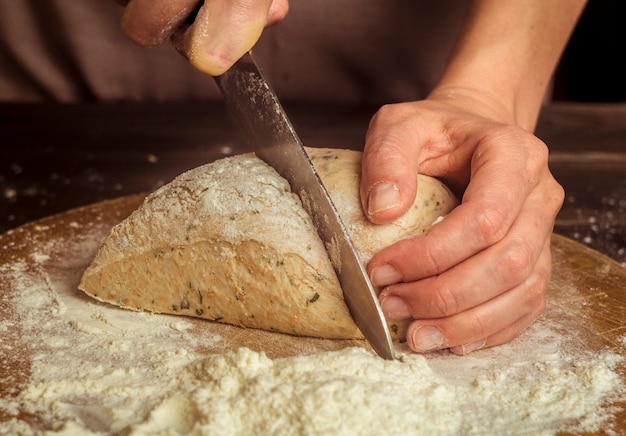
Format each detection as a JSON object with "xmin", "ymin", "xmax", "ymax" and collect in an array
[
  {"xmin": 0, "ymin": 233, "xmax": 624, "ymax": 436},
  {"xmin": 1, "ymin": 206, "xmax": 625, "ymax": 435},
  {"xmin": 122, "ymin": 154, "xmax": 320, "ymax": 265},
  {"xmin": 128, "ymin": 346, "xmax": 623, "ymax": 436}
]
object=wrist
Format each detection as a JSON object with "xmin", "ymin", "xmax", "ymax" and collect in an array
[
  {"xmin": 432, "ymin": 0, "xmax": 587, "ymax": 132},
  {"xmin": 430, "ymin": 56, "xmax": 547, "ymax": 132},
  {"xmin": 427, "ymin": 85, "xmax": 519, "ymax": 128}
]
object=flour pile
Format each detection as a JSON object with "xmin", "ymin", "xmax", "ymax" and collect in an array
[
  {"xmin": 128, "ymin": 346, "xmax": 622, "ymax": 436},
  {"xmin": 0, "ymin": 222, "xmax": 624, "ymax": 435}
]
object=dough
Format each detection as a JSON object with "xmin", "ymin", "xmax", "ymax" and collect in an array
[{"xmin": 79, "ymin": 148, "xmax": 458, "ymax": 340}]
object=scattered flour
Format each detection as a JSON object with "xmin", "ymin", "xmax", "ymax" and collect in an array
[{"xmin": 0, "ymin": 225, "xmax": 624, "ymax": 435}]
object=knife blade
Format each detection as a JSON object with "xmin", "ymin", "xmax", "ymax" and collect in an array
[{"xmin": 214, "ymin": 51, "xmax": 395, "ymax": 360}]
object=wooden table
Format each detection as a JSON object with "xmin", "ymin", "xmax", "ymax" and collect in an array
[
  {"xmin": 1, "ymin": 102, "xmax": 625, "ymax": 265},
  {"xmin": 1, "ymin": 102, "xmax": 625, "ymax": 434}
]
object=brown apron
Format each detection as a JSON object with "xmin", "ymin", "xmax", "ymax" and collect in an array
[{"xmin": 0, "ymin": 0, "xmax": 468, "ymax": 103}]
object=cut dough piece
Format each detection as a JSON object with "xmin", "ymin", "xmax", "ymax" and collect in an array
[{"xmin": 79, "ymin": 148, "xmax": 458, "ymax": 340}]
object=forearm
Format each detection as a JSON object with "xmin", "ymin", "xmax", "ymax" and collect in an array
[{"xmin": 431, "ymin": 0, "xmax": 586, "ymax": 131}]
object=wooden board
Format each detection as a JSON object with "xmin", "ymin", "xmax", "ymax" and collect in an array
[{"xmin": 1, "ymin": 194, "xmax": 625, "ymax": 433}]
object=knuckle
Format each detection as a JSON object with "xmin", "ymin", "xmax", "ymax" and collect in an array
[
  {"xmin": 467, "ymin": 312, "xmax": 489, "ymax": 339},
  {"xmin": 527, "ymin": 247, "xmax": 551, "ymax": 312},
  {"xmin": 525, "ymin": 282, "xmax": 547, "ymax": 317},
  {"xmin": 528, "ymin": 136, "xmax": 550, "ymax": 164},
  {"xmin": 500, "ymin": 239, "xmax": 535, "ymax": 284},
  {"xmin": 524, "ymin": 269, "xmax": 549, "ymax": 313},
  {"xmin": 421, "ymin": 241, "xmax": 446, "ymax": 275},
  {"xmin": 431, "ymin": 284, "xmax": 461, "ymax": 318},
  {"xmin": 373, "ymin": 103, "xmax": 401, "ymax": 120},
  {"xmin": 473, "ymin": 205, "xmax": 508, "ymax": 245},
  {"xmin": 519, "ymin": 134, "xmax": 550, "ymax": 176},
  {"xmin": 367, "ymin": 104, "xmax": 412, "ymax": 136},
  {"xmin": 547, "ymin": 177, "xmax": 566, "ymax": 213},
  {"xmin": 363, "ymin": 138, "xmax": 403, "ymax": 164}
]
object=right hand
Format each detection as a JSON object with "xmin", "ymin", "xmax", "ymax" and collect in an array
[
  {"xmin": 118, "ymin": 0, "xmax": 289, "ymax": 75},
  {"xmin": 360, "ymin": 89, "xmax": 564, "ymax": 355}
]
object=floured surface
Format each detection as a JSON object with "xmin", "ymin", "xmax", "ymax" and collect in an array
[{"xmin": 1, "ymin": 195, "xmax": 626, "ymax": 435}]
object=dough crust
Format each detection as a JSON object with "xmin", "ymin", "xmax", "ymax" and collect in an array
[{"xmin": 79, "ymin": 148, "xmax": 458, "ymax": 340}]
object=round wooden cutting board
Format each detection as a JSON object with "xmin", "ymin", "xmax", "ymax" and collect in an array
[{"xmin": 1, "ymin": 195, "xmax": 625, "ymax": 434}]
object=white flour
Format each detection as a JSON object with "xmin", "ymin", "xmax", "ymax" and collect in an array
[{"xmin": 0, "ymin": 226, "xmax": 624, "ymax": 435}]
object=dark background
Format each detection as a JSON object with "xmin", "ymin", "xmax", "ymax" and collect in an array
[{"xmin": 553, "ymin": 0, "xmax": 626, "ymax": 102}]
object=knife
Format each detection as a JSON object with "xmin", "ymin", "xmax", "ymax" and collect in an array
[{"xmin": 213, "ymin": 51, "xmax": 395, "ymax": 360}]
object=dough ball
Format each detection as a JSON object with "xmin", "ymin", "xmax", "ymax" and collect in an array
[{"xmin": 79, "ymin": 148, "xmax": 458, "ymax": 340}]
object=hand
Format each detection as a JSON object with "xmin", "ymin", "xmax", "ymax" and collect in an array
[
  {"xmin": 361, "ymin": 89, "xmax": 564, "ymax": 355},
  {"xmin": 118, "ymin": 0, "xmax": 289, "ymax": 75}
]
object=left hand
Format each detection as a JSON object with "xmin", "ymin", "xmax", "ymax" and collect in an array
[{"xmin": 360, "ymin": 89, "xmax": 564, "ymax": 355}]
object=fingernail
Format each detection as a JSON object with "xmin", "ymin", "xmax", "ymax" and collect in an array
[
  {"xmin": 370, "ymin": 264, "xmax": 402, "ymax": 287},
  {"xmin": 453, "ymin": 339, "xmax": 486, "ymax": 356},
  {"xmin": 381, "ymin": 295, "xmax": 411, "ymax": 319},
  {"xmin": 411, "ymin": 326, "xmax": 445, "ymax": 353},
  {"xmin": 367, "ymin": 182, "xmax": 401, "ymax": 217}
]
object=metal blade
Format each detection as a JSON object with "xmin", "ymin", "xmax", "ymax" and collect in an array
[{"xmin": 214, "ymin": 51, "xmax": 394, "ymax": 360}]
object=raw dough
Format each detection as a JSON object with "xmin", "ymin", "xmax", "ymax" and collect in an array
[{"xmin": 79, "ymin": 147, "xmax": 458, "ymax": 340}]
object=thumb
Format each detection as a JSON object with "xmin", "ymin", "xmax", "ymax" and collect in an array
[
  {"xmin": 172, "ymin": 0, "xmax": 276, "ymax": 76},
  {"xmin": 360, "ymin": 106, "xmax": 421, "ymax": 225}
]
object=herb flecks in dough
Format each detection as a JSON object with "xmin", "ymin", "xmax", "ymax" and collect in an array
[{"xmin": 79, "ymin": 148, "xmax": 458, "ymax": 340}]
